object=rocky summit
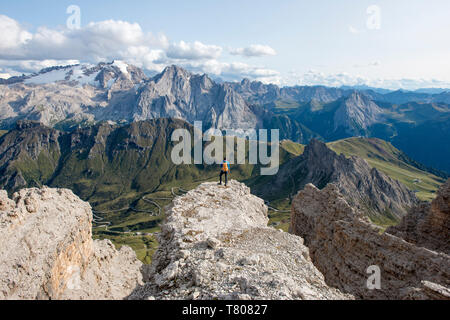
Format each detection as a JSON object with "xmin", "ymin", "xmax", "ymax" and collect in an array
[
  {"xmin": 0, "ymin": 64, "xmax": 257, "ymax": 132},
  {"xmin": 0, "ymin": 187, "xmax": 143, "ymax": 300},
  {"xmin": 387, "ymin": 179, "xmax": 450, "ymax": 255},
  {"xmin": 289, "ymin": 181, "xmax": 450, "ymax": 299},
  {"xmin": 1, "ymin": 178, "xmax": 448, "ymax": 300},
  {"xmin": 129, "ymin": 180, "xmax": 351, "ymax": 300}
]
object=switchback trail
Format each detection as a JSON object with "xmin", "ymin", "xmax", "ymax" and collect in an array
[
  {"xmin": 92, "ymin": 186, "xmax": 288, "ymax": 233},
  {"xmin": 92, "ymin": 187, "xmax": 188, "ymax": 232}
]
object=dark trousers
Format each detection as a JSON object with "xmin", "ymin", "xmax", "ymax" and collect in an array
[{"xmin": 219, "ymin": 171, "xmax": 228, "ymax": 185}]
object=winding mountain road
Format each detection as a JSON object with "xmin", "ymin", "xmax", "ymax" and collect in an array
[
  {"xmin": 93, "ymin": 186, "xmax": 288, "ymax": 233},
  {"xmin": 92, "ymin": 187, "xmax": 188, "ymax": 232}
]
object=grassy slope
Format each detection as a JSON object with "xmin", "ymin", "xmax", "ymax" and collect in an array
[
  {"xmin": 3, "ymin": 121, "xmax": 443, "ymax": 262},
  {"xmin": 273, "ymin": 99, "xmax": 302, "ymax": 110},
  {"xmin": 278, "ymin": 137, "xmax": 444, "ymax": 202},
  {"xmin": 266, "ymin": 137, "xmax": 446, "ymax": 233},
  {"xmin": 280, "ymin": 140, "xmax": 304, "ymax": 156},
  {"xmin": 327, "ymin": 137, "xmax": 445, "ymax": 201},
  {"xmin": 0, "ymin": 130, "xmax": 7, "ymax": 138},
  {"xmin": 100, "ymin": 137, "xmax": 444, "ymax": 250}
]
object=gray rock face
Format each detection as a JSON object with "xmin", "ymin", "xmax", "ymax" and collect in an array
[
  {"xmin": 387, "ymin": 179, "xmax": 450, "ymax": 254},
  {"xmin": 228, "ymin": 78, "xmax": 281, "ymax": 106},
  {"xmin": 255, "ymin": 139, "xmax": 417, "ymax": 219},
  {"xmin": 0, "ymin": 121, "xmax": 62, "ymax": 193},
  {"xmin": 228, "ymin": 80, "xmax": 348, "ymax": 105},
  {"xmin": 129, "ymin": 180, "xmax": 351, "ymax": 300},
  {"xmin": 0, "ymin": 63, "xmax": 382, "ymax": 138},
  {"xmin": 333, "ymin": 92, "xmax": 383, "ymax": 135},
  {"xmin": 134, "ymin": 66, "xmax": 258, "ymax": 130},
  {"xmin": 0, "ymin": 63, "xmax": 258, "ymax": 131},
  {"xmin": 0, "ymin": 187, "xmax": 143, "ymax": 300},
  {"xmin": 289, "ymin": 183, "xmax": 450, "ymax": 300}
]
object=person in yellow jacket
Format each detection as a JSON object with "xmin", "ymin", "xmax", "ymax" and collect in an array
[{"xmin": 218, "ymin": 157, "xmax": 230, "ymax": 186}]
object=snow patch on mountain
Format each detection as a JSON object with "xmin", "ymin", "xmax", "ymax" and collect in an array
[
  {"xmin": 112, "ymin": 60, "xmax": 129, "ymax": 76},
  {"xmin": 23, "ymin": 64, "xmax": 102, "ymax": 87}
]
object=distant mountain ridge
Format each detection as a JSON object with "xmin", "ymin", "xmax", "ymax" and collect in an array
[
  {"xmin": 1, "ymin": 62, "xmax": 449, "ymax": 172},
  {"xmin": 0, "ymin": 118, "xmax": 445, "ymax": 259},
  {"xmin": 251, "ymin": 139, "xmax": 417, "ymax": 220}
]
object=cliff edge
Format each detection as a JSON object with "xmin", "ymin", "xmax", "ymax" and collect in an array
[
  {"xmin": 387, "ymin": 179, "xmax": 450, "ymax": 254},
  {"xmin": 289, "ymin": 182, "xmax": 450, "ymax": 300},
  {"xmin": 129, "ymin": 180, "xmax": 351, "ymax": 300},
  {"xmin": 0, "ymin": 187, "xmax": 143, "ymax": 300}
]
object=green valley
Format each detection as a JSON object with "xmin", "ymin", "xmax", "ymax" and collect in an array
[{"xmin": 0, "ymin": 119, "xmax": 446, "ymax": 263}]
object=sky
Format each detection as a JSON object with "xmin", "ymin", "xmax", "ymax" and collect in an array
[{"xmin": 1, "ymin": 0, "xmax": 450, "ymax": 89}]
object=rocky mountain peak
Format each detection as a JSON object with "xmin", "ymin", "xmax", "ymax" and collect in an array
[
  {"xmin": 334, "ymin": 90, "xmax": 383, "ymax": 132},
  {"xmin": 290, "ymin": 182, "xmax": 450, "ymax": 299},
  {"xmin": 156, "ymin": 65, "xmax": 191, "ymax": 81},
  {"xmin": 0, "ymin": 187, "xmax": 143, "ymax": 299},
  {"xmin": 348, "ymin": 89, "xmax": 368, "ymax": 101},
  {"xmin": 254, "ymin": 139, "xmax": 417, "ymax": 219},
  {"xmin": 241, "ymin": 78, "xmax": 251, "ymax": 86},
  {"xmin": 303, "ymin": 138, "xmax": 336, "ymax": 160},
  {"xmin": 15, "ymin": 120, "xmax": 43, "ymax": 130},
  {"xmin": 387, "ymin": 179, "xmax": 450, "ymax": 254},
  {"xmin": 0, "ymin": 176, "xmax": 448, "ymax": 300},
  {"xmin": 129, "ymin": 180, "xmax": 351, "ymax": 300}
]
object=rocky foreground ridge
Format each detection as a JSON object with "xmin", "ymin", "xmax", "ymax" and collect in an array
[
  {"xmin": 290, "ymin": 181, "xmax": 450, "ymax": 299},
  {"xmin": 1, "ymin": 179, "xmax": 448, "ymax": 300},
  {"xmin": 0, "ymin": 187, "xmax": 143, "ymax": 299},
  {"xmin": 129, "ymin": 180, "xmax": 351, "ymax": 300},
  {"xmin": 387, "ymin": 179, "xmax": 450, "ymax": 255}
]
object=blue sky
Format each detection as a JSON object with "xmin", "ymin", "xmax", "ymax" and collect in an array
[{"xmin": 1, "ymin": 0, "xmax": 450, "ymax": 89}]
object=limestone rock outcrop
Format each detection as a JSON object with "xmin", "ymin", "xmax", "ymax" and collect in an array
[
  {"xmin": 0, "ymin": 187, "xmax": 143, "ymax": 300},
  {"xmin": 129, "ymin": 180, "xmax": 352, "ymax": 300},
  {"xmin": 289, "ymin": 183, "xmax": 450, "ymax": 300},
  {"xmin": 387, "ymin": 179, "xmax": 450, "ymax": 254}
]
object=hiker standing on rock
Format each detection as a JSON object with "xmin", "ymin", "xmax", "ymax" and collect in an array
[{"xmin": 218, "ymin": 157, "xmax": 230, "ymax": 186}]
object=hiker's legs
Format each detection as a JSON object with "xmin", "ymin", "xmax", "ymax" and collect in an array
[
  {"xmin": 219, "ymin": 171, "xmax": 224, "ymax": 184},
  {"xmin": 225, "ymin": 172, "xmax": 228, "ymax": 186}
]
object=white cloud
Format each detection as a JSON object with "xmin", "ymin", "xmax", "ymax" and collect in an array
[
  {"xmin": 348, "ymin": 25, "xmax": 363, "ymax": 34},
  {"xmin": 183, "ymin": 60, "xmax": 281, "ymax": 84},
  {"xmin": 0, "ymin": 15, "xmax": 281, "ymax": 84},
  {"xmin": 117, "ymin": 46, "xmax": 167, "ymax": 72},
  {"xmin": 3, "ymin": 15, "xmax": 445, "ymax": 90},
  {"xmin": 167, "ymin": 41, "xmax": 222, "ymax": 60},
  {"xmin": 0, "ymin": 15, "xmax": 224, "ymax": 73},
  {"xmin": 0, "ymin": 59, "xmax": 80, "ymax": 74},
  {"xmin": 0, "ymin": 73, "xmax": 13, "ymax": 79},
  {"xmin": 0, "ymin": 15, "xmax": 32, "ymax": 51},
  {"xmin": 0, "ymin": 17, "xmax": 169, "ymax": 64},
  {"xmin": 284, "ymin": 69, "xmax": 450, "ymax": 90},
  {"xmin": 353, "ymin": 61, "xmax": 381, "ymax": 68},
  {"xmin": 229, "ymin": 44, "xmax": 277, "ymax": 57}
]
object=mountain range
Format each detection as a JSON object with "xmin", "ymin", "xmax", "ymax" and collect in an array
[
  {"xmin": 251, "ymin": 139, "xmax": 417, "ymax": 221},
  {"xmin": 1, "ymin": 119, "xmax": 445, "ymax": 221},
  {"xmin": 1, "ymin": 62, "xmax": 449, "ymax": 173},
  {"xmin": 0, "ymin": 115, "xmax": 446, "ymax": 263}
]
